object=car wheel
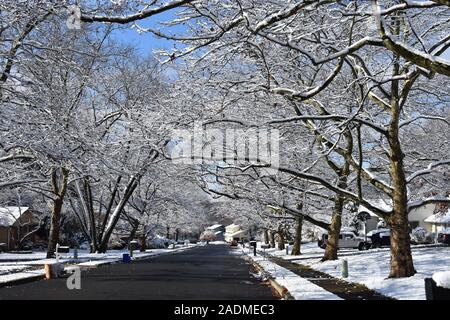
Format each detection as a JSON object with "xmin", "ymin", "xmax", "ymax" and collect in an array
[{"xmin": 358, "ymin": 243, "xmax": 369, "ymax": 251}]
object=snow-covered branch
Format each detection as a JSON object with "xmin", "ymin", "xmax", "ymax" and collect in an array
[
  {"xmin": 406, "ymin": 160, "xmax": 450, "ymax": 183},
  {"xmin": 80, "ymin": 0, "xmax": 194, "ymax": 24}
]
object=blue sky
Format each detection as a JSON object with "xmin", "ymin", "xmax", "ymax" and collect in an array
[{"xmin": 109, "ymin": 11, "xmax": 182, "ymax": 57}]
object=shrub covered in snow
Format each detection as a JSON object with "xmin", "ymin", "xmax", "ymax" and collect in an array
[
  {"xmin": 410, "ymin": 227, "xmax": 434, "ymax": 245},
  {"xmin": 147, "ymin": 235, "xmax": 173, "ymax": 249},
  {"xmin": 199, "ymin": 230, "xmax": 216, "ymax": 241}
]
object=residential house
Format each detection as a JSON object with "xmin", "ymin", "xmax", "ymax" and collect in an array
[
  {"xmin": 0, "ymin": 207, "xmax": 38, "ymax": 251},
  {"xmin": 206, "ymin": 224, "xmax": 225, "ymax": 241},
  {"xmin": 357, "ymin": 200, "xmax": 391, "ymax": 234},
  {"xmin": 224, "ymin": 224, "xmax": 247, "ymax": 242},
  {"xmin": 357, "ymin": 200, "xmax": 450, "ymax": 233},
  {"xmin": 423, "ymin": 203, "xmax": 450, "ymax": 233}
]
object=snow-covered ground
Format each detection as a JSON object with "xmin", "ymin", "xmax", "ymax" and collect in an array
[
  {"xmin": 0, "ymin": 269, "xmax": 45, "ymax": 285},
  {"xmin": 301, "ymin": 246, "xmax": 450, "ymax": 300},
  {"xmin": 260, "ymin": 242, "xmax": 450, "ymax": 300},
  {"xmin": 251, "ymin": 242, "xmax": 450, "ymax": 300},
  {"xmin": 0, "ymin": 265, "xmax": 29, "ymax": 275},
  {"xmin": 256, "ymin": 241, "xmax": 325, "ymax": 260},
  {"xmin": 241, "ymin": 247, "xmax": 341, "ymax": 300}
]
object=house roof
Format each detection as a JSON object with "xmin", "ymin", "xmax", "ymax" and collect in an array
[
  {"xmin": 424, "ymin": 209, "xmax": 450, "ymax": 224},
  {"xmin": 0, "ymin": 207, "xmax": 29, "ymax": 227},
  {"xmin": 225, "ymin": 230, "xmax": 246, "ymax": 238},
  {"xmin": 358, "ymin": 199, "xmax": 392, "ymax": 217},
  {"xmin": 225, "ymin": 223, "xmax": 241, "ymax": 232},
  {"xmin": 206, "ymin": 224, "xmax": 224, "ymax": 230}
]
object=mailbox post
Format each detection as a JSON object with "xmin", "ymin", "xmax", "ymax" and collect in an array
[{"xmin": 250, "ymin": 241, "xmax": 257, "ymax": 257}]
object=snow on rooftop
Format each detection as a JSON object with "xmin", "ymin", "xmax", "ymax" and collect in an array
[
  {"xmin": 358, "ymin": 199, "xmax": 391, "ymax": 217},
  {"xmin": 226, "ymin": 230, "xmax": 246, "ymax": 238},
  {"xmin": 0, "ymin": 207, "xmax": 29, "ymax": 227},
  {"xmin": 424, "ymin": 209, "xmax": 450, "ymax": 224},
  {"xmin": 433, "ymin": 271, "xmax": 450, "ymax": 289},
  {"xmin": 206, "ymin": 224, "xmax": 224, "ymax": 230}
]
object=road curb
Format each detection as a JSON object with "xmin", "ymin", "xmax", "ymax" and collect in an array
[{"xmin": 246, "ymin": 255, "xmax": 295, "ymax": 300}]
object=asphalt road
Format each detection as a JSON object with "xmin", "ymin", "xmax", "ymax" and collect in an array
[{"xmin": 0, "ymin": 244, "xmax": 276, "ymax": 300}]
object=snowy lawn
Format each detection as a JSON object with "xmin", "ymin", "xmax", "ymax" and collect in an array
[
  {"xmin": 256, "ymin": 241, "xmax": 331, "ymax": 260},
  {"xmin": 0, "ymin": 244, "xmax": 194, "ymax": 264},
  {"xmin": 299, "ymin": 246, "xmax": 450, "ymax": 300},
  {"xmin": 0, "ymin": 268, "xmax": 45, "ymax": 285},
  {"xmin": 0, "ymin": 265, "xmax": 29, "ymax": 275},
  {"xmin": 242, "ymin": 248, "xmax": 341, "ymax": 300}
]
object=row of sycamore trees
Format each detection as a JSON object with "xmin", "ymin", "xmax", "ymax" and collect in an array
[
  {"xmin": 0, "ymin": 0, "xmax": 449, "ymax": 277},
  {"xmin": 0, "ymin": 2, "xmax": 206, "ymax": 256},
  {"xmin": 73, "ymin": 0, "xmax": 449, "ymax": 278}
]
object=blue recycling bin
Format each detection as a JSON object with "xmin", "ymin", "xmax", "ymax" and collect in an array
[{"xmin": 122, "ymin": 253, "xmax": 131, "ymax": 263}]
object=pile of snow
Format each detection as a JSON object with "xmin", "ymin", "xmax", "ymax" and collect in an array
[{"xmin": 432, "ymin": 271, "xmax": 450, "ymax": 289}]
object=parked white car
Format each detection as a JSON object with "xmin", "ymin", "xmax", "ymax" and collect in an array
[{"xmin": 318, "ymin": 231, "xmax": 371, "ymax": 250}]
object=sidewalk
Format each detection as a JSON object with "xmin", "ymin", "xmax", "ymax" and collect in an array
[
  {"xmin": 244, "ymin": 247, "xmax": 392, "ymax": 300},
  {"xmin": 243, "ymin": 248, "xmax": 341, "ymax": 300},
  {"xmin": 269, "ymin": 255, "xmax": 393, "ymax": 300}
]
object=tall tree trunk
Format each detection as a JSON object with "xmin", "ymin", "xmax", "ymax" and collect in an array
[
  {"xmin": 263, "ymin": 229, "xmax": 269, "ymax": 245},
  {"xmin": 291, "ymin": 215, "xmax": 303, "ymax": 255},
  {"xmin": 85, "ymin": 180, "xmax": 98, "ymax": 253},
  {"xmin": 387, "ymin": 139, "xmax": 415, "ymax": 277},
  {"xmin": 98, "ymin": 176, "xmax": 138, "ymax": 253},
  {"xmin": 386, "ymin": 51, "xmax": 415, "ymax": 278},
  {"xmin": 269, "ymin": 230, "xmax": 275, "ymax": 248},
  {"xmin": 46, "ymin": 167, "xmax": 69, "ymax": 258},
  {"xmin": 277, "ymin": 226, "xmax": 285, "ymax": 250},
  {"xmin": 387, "ymin": 110, "xmax": 415, "ymax": 277},
  {"xmin": 47, "ymin": 197, "xmax": 63, "ymax": 258},
  {"xmin": 140, "ymin": 234, "xmax": 147, "ymax": 252},
  {"xmin": 321, "ymin": 159, "xmax": 349, "ymax": 262},
  {"xmin": 321, "ymin": 196, "xmax": 343, "ymax": 261}
]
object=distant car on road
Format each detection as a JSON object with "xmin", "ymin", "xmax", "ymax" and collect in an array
[{"xmin": 318, "ymin": 231, "xmax": 371, "ymax": 250}]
